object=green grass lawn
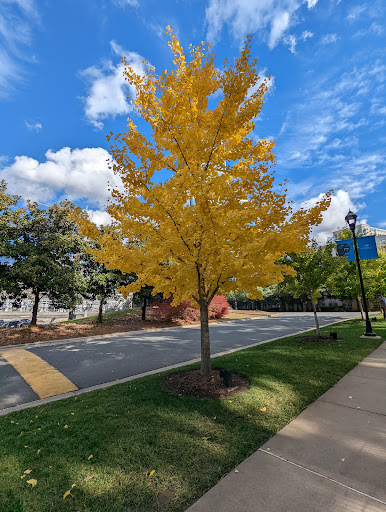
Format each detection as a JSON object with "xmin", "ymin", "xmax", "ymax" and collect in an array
[
  {"xmin": 0, "ymin": 317, "xmax": 384, "ymax": 512},
  {"xmin": 62, "ymin": 307, "xmax": 141, "ymax": 324}
]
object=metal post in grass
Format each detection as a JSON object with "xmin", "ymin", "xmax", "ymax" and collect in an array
[{"xmin": 345, "ymin": 210, "xmax": 377, "ymax": 337}]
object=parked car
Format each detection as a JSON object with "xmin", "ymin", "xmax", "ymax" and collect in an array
[
  {"xmin": 20, "ymin": 318, "xmax": 31, "ymax": 326},
  {"xmin": 7, "ymin": 320, "xmax": 23, "ymax": 328}
]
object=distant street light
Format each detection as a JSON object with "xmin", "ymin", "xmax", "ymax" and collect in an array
[{"xmin": 345, "ymin": 210, "xmax": 377, "ymax": 337}]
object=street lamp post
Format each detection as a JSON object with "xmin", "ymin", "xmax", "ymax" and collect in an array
[{"xmin": 345, "ymin": 210, "xmax": 377, "ymax": 337}]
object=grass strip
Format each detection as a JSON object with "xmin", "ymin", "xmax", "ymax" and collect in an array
[{"xmin": 0, "ymin": 317, "xmax": 384, "ymax": 512}]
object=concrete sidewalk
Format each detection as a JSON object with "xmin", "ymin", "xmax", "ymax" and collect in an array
[{"xmin": 186, "ymin": 341, "xmax": 386, "ymax": 512}]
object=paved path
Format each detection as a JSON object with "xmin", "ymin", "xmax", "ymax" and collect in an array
[
  {"xmin": 0, "ymin": 312, "xmax": 359, "ymax": 413},
  {"xmin": 186, "ymin": 341, "xmax": 386, "ymax": 512}
]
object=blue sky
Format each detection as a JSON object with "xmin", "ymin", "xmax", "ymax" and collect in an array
[{"xmin": 0, "ymin": 0, "xmax": 385, "ymax": 241}]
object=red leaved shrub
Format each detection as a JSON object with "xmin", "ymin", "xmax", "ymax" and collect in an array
[{"xmin": 149, "ymin": 294, "xmax": 230, "ymax": 322}]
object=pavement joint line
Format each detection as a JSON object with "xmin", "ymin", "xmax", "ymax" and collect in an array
[
  {"xmin": 0, "ymin": 349, "xmax": 78, "ymax": 399},
  {"xmin": 317, "ymin": 398, "xmax": 386, "ymax": 417},
  {"xmin": 258, "ymin": 449, "xmax": 386, "ymax": 506}
]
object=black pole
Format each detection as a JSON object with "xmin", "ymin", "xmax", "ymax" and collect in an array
[{"xmin": 351, "ymin": 230, "xmax": 376, "ymax": 336}]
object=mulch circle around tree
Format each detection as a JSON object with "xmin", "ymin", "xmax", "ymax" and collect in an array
[
  {"xmin": 162, "ymin": 369, "xmax": 250, "ymax": 399},
  {"xmin": 303, "ymin": 335, "xmax": 344, "ymax": 343}
]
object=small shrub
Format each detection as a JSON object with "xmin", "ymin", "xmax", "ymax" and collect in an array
[{"xmin": 149, "ymin": 295, "xmax": 230, "ymax": 322}]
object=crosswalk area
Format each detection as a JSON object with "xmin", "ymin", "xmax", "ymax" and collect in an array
[{"xmin": 0, "ymin": 349, "xmax": 78, "ymax": 399}]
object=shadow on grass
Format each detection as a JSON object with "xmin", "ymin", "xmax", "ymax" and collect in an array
[{"xmin": 0, "ymin": 318, "xmax": 384, "ymax": 512}]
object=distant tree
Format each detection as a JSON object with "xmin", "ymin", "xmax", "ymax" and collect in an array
[
  {"xmin": 1, "ymin": 197, "xmax": 84, "ymax": 325},
  {"xmin": 77, "ymin": 29, "xmax": 330, "ymax": 377},
  {"xmin": 282, "ymin": 243, "xmax": 339, "ymax": 335},
  {"xmin": 80, "ymin": 250, "xmax": 136, "ymax": 323},
  {"xmin": 133, "ymin": 285, "xmax": 163, "ymax": 320}
]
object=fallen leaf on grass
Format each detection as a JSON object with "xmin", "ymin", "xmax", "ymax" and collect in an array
[
  {"xmin": 64, "ymin": 425, "xmax": 68, "ymax": 429},
  {"xmin": 289, "ymin": 402, "xmax": 293, "ymax": 406},
  {"xmin": 87, "ymin": 454, "xmax": 93, "ymax": 460},
  {"xmin": 202, "ymin": 437, "xmax": 211, "ymax": 441},
  {"xmin": 24, "ymin": 469, "xmax": 32, "ymax": 474},
  {"xmin": 27, "ymin": 479, "xmax": 37, "ymax": 487},
  {"xmin": 228, "ymin": 400, "xmax": 232, "ymax": 403},
  {"xmin": 260, "ymin": 407, "xmax": 267, "ymax": 413},
  {"xmin": 20, "ymin": 475, "xmax": 26, "ymax": 479},
  {"xmin": 37, "ymin": 449, "xmax": 41, "ymax": 454},
  {"xmin": 149, "ymin": 470, "xmax": 155, "ymax": 477}
]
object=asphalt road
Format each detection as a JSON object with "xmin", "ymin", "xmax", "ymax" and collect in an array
[{"xmin": 0, "ymin": 312, "xmax": 360, "ymax": 412}]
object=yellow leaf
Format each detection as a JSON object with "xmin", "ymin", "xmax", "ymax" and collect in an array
[
  {"xmin": 341, "ymin": 458, "xmax": 345, "ymax": 462},
  {"xmin": 71, "ymin": 484, "xmax": 76, "ymax": 489},
  {"xmin": 27, "ymin": 479, "xmax": 37, "ymax": 487},
  {"xmin": 64, "ymin": 425, "xmax": 68, "ymax": 429},
  {"xmin": 228, "ymin": 400, "xmax": 232, "ymax": 403},
  {"xmin": 213, "ymin": 416, "xmax": 216, "ymax": 420},
  {"xmin": 10, "ymin": 420, "xmax": 14, "ymax": 423},
  {"xmin": 20, "ymin": 475, "xmax": 26, "ymax": 479},
  {"xmin": 149, "ymin": 470, "xmax": 155, "ymax": 477},
  {"xmin": 37, "ymin": 449, "xmax": 41, "ymax": 454},
  {"xmin": 234, "ymin": 470, "xmax": 239, "ymax": 473},
  {"xmin": 348, "ymin": 396, "xmax": 352, "ymax": 399},
  {"xmin": 63, "ymin": 490, "xmax": 71, "ymax": 500},
  {"xmin": 24, "ymin": 469, "xmax": 32, "ymax": 474},
  {"xmin": 260, "ymin": 407, "xmax": 267, "ymax": 412},
  {"xmin": 71, "ymin": 412, "xmax": 75, "ymax": 415},
  {"xmin": 88, "ymin": 454, "xmax": 93, "ymax": 460}
]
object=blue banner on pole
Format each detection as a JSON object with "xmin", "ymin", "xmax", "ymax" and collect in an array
[{"xmin": 336, "ymin": 236, "xmax": 378, "ymax": 261}]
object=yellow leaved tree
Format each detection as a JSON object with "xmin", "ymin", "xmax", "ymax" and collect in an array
[{"xmin": 77, "ymin": 28, "xmax": 330, "ymax": 378}]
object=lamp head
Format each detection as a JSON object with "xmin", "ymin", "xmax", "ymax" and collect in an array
[{"xmin": 345, "ymin": 210, "xmax": 357, "ymax": 232}]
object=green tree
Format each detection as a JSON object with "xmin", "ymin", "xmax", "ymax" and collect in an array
[
  {"xmin": 80, "ymin": 250, "xmax": 136, "ymax": 323},
  {"xmin": 282, "ymin": 243, "xmax": 339, "ymax": 335},
  {"xmin": 1, "ymin": 198, "xmax": 84, "ymax": 325}
]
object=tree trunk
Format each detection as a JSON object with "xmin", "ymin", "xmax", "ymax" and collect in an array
[
  {"xmin": 142, "ymin": 297, "xmax": 147, "ymax": 321},
  {"xmin": 310, "ymin": 291, "xmax": 321, "ymax": 336},
  {"xmin": 357, "ymin": 295, "xmax": 364, "ymax": 320},
  {"xmin": 97, "ymin": 298, "xmax": 104, "ymax": 323},
  {"xmin": 31, "ymin": 292, "xmax": 40, "ymax": 326},
  {"xmin": 199, "ymin": 299, "xmax": 212, "ymax": 377}
]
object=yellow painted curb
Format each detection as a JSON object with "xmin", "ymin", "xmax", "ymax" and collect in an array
[{"xmin": 1, "ymin": 349, "xmax": 78, "ymax": 398}]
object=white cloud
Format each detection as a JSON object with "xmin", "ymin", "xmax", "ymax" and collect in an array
[
  {"xmin": 301, "ymin": 30, "xmax": 313, "ymax": 40},
  {"xmin": 276, "ymin": 59, "xmax": 386, "ymax": 203},
  {"xmin": 205, "ymin": 0, "xmax": 319, "ymax": 49},
  {"xmin": 87, "ymin": 209, "xmax": 113, "ymax": 226},
  {"xmin": 0, "ymin": 146, "xmax": 123, "ymax": 206},
  {"xmin": 303, "ymin": 190, "xmax": 357, "ymax": 243},
  {"xmin": 112, "ymin": 0, "xmax": 138, "ymax": 6},
  {"xmin": 284, "ymin": 34, "xmax": 297, "ymax": 54},
  {"xmin": 346, "ymin": 5, "xmax": 366, "ymax": 22},
  {"xmin": 25, "ymin": 120, "xmax": 42, "ymax": 132},
  {"xmin": 80, "ymin": 40, "xmax": 146, "ymax": 129},
  {"xmin": 321, "ymin": 33, "xmax": 337, "ymax": 44},
  {"xmin": 0, "ymin": 0, "xmax": 39, "ymax": 96}
]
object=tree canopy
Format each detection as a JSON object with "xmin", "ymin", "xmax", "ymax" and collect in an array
[{"xmin": 77, "ymin": 29, "xmax": 330, "ymax": 376}]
